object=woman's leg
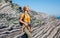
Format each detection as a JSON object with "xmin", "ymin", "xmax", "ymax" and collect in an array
[
  {"xmin": 22, "ymin": 25, "xmax": 25, "ymax": 33},
  {"xmin": 28, "ymin": 24, "xmax": 32, "ymax": 32},
  {"xmin": 28, "ymin": 26, "xmax": 32, "ymax": 32},
  {"xmin": 24, "ymin": 26, "xmax": 32, "ymax": 38}
]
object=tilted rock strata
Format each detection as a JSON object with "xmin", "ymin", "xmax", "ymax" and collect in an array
[{"xmin": 0, "ymin": 0, "xmax": 60, "ymax": 38}]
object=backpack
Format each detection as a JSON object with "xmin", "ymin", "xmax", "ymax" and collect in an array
[{"xmin": 19, "ymin": 13, "xmax": 25, "ymax": 26}]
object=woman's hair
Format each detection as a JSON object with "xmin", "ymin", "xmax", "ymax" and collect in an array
[{"xmin": 23, "ymin": 6, "xmax": 29, "ymax": 12}]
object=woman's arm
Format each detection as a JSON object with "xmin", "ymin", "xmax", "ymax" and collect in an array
[
  {"xmin": 19, "ymin": 13, "xmax": 25, "ymax": 24},
  {"xmin": 19, "ymin": 16, "xmax": 28, "ymax": 26},
  {"xmin": 19, "ymin": 17, "xmax": 25, "ymax": 24}
]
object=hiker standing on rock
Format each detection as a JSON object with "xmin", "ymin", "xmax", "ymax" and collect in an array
[{"xmin": 19, "ymin": 6, "xmax": 32, "ymax": 38}]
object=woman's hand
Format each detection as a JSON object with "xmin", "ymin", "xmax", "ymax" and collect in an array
[{"xmin": 24, "ymin": 23, "xmax": 28, "ymax": 26}]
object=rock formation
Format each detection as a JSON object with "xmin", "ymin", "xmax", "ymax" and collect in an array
[{"xmin": 0, "ymin": 0, "xmax": 60, "ymax": 38}]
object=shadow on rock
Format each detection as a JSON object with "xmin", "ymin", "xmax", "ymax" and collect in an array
[{"xmin": 18, "ymin": 33, "xmax": 28, "ymax": 38}]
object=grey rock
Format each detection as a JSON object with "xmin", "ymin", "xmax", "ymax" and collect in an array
[{"xmin": 0, "ymin": 0, "xmax": 60, "ymax": 38}]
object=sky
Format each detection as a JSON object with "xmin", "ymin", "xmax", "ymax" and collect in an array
[{"xmin": 12, "ymin": 0, "xmax": 60, "ymax": 17}]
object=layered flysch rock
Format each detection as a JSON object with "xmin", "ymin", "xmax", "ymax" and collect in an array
[{"xmin": 0, "ymin": 0, "xmax": 60, "ymax": 38}]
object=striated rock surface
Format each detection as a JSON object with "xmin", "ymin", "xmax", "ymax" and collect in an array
[{"xmin": 0, "ymin": 0, "xmax": 60, "ymax": 38}]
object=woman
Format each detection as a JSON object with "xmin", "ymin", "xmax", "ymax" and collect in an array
[{"xmin": 19, "ymin": 6, "xmax": 32, "ymax": 38}]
